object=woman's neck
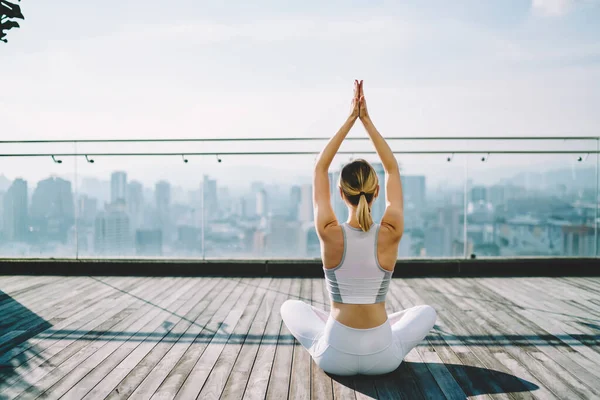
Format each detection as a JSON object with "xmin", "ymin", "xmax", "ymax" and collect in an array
[{"xmin": 345, "ymin": 208, "xmax": 361, "ymax": 229}]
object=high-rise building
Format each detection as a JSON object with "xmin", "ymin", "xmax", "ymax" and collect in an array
[
  {"xmin": 155, "ymin": 180, "xmax": 171, "ymax": 231},
  {"xmin": 290, "ymin": 185, "xmax": 302, "ymax": 220},
  {"xmin": 329, "ymin": 170, "xmax": 348, "ymax": 222},
  {"xmin": 78, "ymin": 195, "xmax": 98, "ymax": 225},
  {"xmin": 3, "ymin": 178, "xmax": 28, "ymax": 241},
  {"xmin": 298, "ymin": 184, "xmax": 313, "ymax": 222},
  {"xmin": 127, "ymin": 180, "xmax": 144, "ymax": 230},
  {"xmin": 202, "ymin": 175, "xmax": 218, "ymax": 220},
  {"xmin": 471, "ymin": 185, "xmax": 487, "ymax": 203},
  {"xmin": 94, "ymin": 204, "xmax": 131, "ymax": 256},
  {"xmin": 256, "ymin": 189, "xmax": 268, "ymax": 217},
  {"xmin": 265, "ymin": 216, "xmax": 301, "ymax": 257},
  {"xmin": 111, "ymin": 172, "xmax": 127, "ymax": 204},
  {"xmin": 489, "ymin": 185, "xmax": 506, "ymax": 206},
  {"xmin": 371, "ymin": 163, "xmax": 386, "ymax": 222},
  {"xmin": 30, "ymin": 177, "xmax": 75, "ymax": 242},
  {"xmin": 0, "ymin": 190, "xmax": 4, "ymax": 233},
  {"xmin": 135, "ymin": 229, "xmax": 163, "ymax": 256},
  {"xmin": 402, "ymin": 175, "xmax": 426, "ymax": 208}
]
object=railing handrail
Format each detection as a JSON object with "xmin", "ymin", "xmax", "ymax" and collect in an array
[
  {"xmin": 0, "ymin": 136, "xmax": 598, "ymax": 144},
  {"xmin": 0, "ymin": 150, "xmax": 598, "ymax": 157}
]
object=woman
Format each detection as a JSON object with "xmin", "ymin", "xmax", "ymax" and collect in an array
[{"xmin": 280, "ymin": 80, "xmax": 437, "ymax": 376}]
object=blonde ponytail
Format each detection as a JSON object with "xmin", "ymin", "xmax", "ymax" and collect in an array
[
  {"xmin": 339, "ymin": 159, "xmax": 378, "ymax": 232},
  {"xmin": 357, "ymin": 193, "xmax": 373, "ymax": 232}
]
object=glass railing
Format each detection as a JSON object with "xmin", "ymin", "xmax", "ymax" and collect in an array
[{"xmin": 0, "ymin": 137, "xmax": 597, "ymax": 259}]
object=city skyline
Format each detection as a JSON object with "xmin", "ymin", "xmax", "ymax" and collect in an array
[{"xmin": 0, "ymin": 159, "xmax": 596, "ymax": 259}]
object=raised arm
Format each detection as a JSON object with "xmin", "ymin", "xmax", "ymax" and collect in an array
[
  {"xmin": 313, "ymin": 80, "xmax": 360, "ymax": 237},
  {"xmin": 358, "ymin": 81, "xmax": 404, "ymax": 237}
]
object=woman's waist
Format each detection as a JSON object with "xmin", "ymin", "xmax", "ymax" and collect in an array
[{"xmin": 330, "ymin": 301, "xmax": 388, "ymax": 329}]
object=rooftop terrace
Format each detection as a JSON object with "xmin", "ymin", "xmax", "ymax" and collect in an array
[{"xmin": 1, "ymin": 267, "xmax": 600, "ymax": 399}]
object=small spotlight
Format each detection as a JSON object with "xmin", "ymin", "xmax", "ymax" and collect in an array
[
  {"xmin": 85, "ymin": 155, "xmax": 94, "ymax": 163},
  {"xmin": 577, "ymin": 154, "xmax": 589, "ymax": 162},
  {"xmin": 182, "ymin": 154, "xmax": 188, "ymax": 163},
  {"xmin": 216, "ymin": 154, "xmax": 222, "ymax": 163},
  {"xmin": 51, "ymin": 155, "xmax": 62, "ymax": 164},
  {"xmin": 481, "ymin": 153, "xmax": 490, "ymax": 162},
  {"xmin": 447, "ymin": 153, "xmax": 454, "ymax": 162}
]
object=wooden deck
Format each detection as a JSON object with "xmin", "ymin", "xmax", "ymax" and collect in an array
[{"xmin": 0, "ymin": 276, "xmax": 599, "ymax": 400}]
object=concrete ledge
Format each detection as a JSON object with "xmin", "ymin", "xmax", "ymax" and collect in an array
[{"xmin": 0, "ymin": 257, "xmax": 598, "ymax": 277}]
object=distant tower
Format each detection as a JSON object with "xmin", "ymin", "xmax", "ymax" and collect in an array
[
  {"xmin": 111, "ymin": 171, "xmax": 127, "ymax": 204},
  {"xmin": 3, "ymin": 178, "xmax": 28, "ymax": 241},
  {"xmin": 155, "ymin": 180, "xmax": 171, "ymax": 229},
  {"xmin": 371, "ymin": 163, "xmax": 386, "ymax": 222},
  {"xmin": 299, "ymin": 184, "xmax": 313, "ymax": 222},
  {"xmin": 290, "ymin": 185, "xmax": 302, "ymax": 220},
  {"xmin": 256, "ymin": 189, "xmax": 268, "ymax": 217}
]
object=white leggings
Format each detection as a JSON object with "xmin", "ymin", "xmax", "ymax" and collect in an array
[{"xmin": 280, "ymin": 300, "xmax": 437, "ymax": 376}]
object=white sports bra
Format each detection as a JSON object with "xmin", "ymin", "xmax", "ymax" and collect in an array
[{"xmin": 323, "ymin": 223, "xmax": 393, "ymax": 304}]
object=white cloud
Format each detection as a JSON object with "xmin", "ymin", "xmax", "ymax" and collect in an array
[
  {"xmin": 532, "ymin": 0, "xmax": 574, "ymax": 16},
  {"xmin": 531, "ymin": 0, "xmax": 600, "ymax": 16}
]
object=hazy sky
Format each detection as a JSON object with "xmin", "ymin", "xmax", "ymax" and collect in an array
[{"xmin": 1, "ymin": 0, "xmax": 599, "ymax": 187}]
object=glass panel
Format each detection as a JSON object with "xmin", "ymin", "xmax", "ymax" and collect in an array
[
  {"xmin": 3, "ymin": 138, "xmax": 597, "ymax": 259},
  {"xmin": 75, "ymin": 147, "xmax": 202, "ymax": 258},
  {"xmin": 0, "ymin": 143, "xmax": 77, "ymax": 258},
  {"xmin": 465, "ymin": 139, "xmax": 598, "ymax": 258}
]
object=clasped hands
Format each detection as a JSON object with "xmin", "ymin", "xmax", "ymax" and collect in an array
[{"xmin": 349, "ymin": 79, "xmax": 370, "ymax": 122}]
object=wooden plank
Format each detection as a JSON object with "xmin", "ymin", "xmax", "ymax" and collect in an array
[
  {"xmin": 0, "ymin": 277, "xmax": 149, "ymax": 394},
  {"xmin": 34, "ymin": 278, "xmax": 193, "ymax": 400},
  {"xmin": 187, "ymin": 278, "xmax": 274, "ymax": 400},
  {"xmin": 158, "ymin": 278, "xmax": 257, "ymax": 399},
  {"xmin": 219, "ymin": 278, "xmax": 284, "ymax": 400},
  {"xmin": 310, "ymin": 278, "xmax": 333, "ymax": 400},
  {"xmin": 461, "ymin": 278, "xmax": 600, "ymax": 385},
  {"xmin": 242, "ymin": 278, "xmax": 292, "ymax": 400},
  {"xmin": 58, "ymin": 277, "xmax": 203, "ymax": 400},
  {"xmin": 3, "ymin": 277, "xmax": 166, "ymax": 399},
  {"xmin": 400, "ymin": 278, "xmax": 544, "ymax": 400},
  {"xmin": 80, "ymin": 278, "xmax": 223, "ymax": 400},
  {"xmin": 0, "ymin": 277, "xmax": 82, "ymax": 330},
  {"xmin": 480, "ymin": 278, "xmax": 600, "ymax": 366},
  {"xmin": 389, "ymin": 279, "xmax": 467, "ymax": 400},
  {"xmin": 403, "ymin": 350, "xmax": 446, "ymax": 400},
  {"xmin": 104, "ymin": 278, "xmax": 239, "ymax": 400},
  {"xmin": 265, "ymin": 278, "xmax": 301, "ymax": 400},
  {"xmin": 425, "ymin": 278, "xmax": 556, "ymax": 400},
  {"xmin": 288, "ymin": 278, "xmax": 312, "ymax": 400},
  {"xmin": 447, "ymin": 278, "xmax": 585, "ymax": 399},
  {"xmin": 0, "ymin": 277, "xmax": 145, "ymax": 371},
  {"xmin": 9, "ymin": 278, "xmax": 175, "ymax": 400},
  {"xmin": 0, "ymin": 278, "xmax": 103, "ymax": 352}
]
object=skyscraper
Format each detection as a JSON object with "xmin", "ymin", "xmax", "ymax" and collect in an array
[
  {"xmin": 127, "ymin": 180, "xmax": 144, "ymax": 230},
  {"xmin": 371, "ymin": 163, "xmax": 386, "ymax": 222},
  {"xmin": 402, "ymin": 175, "xmax": 426, "ymax": 208},
  {"xmin": 78, "ymin": 195, "xmax": 98, "ymax": 225},
  {"xmin": 111, "ymin": 172, "xmax": 127, "ymax": 204},
  {"xmin": 202, "ymin": 175, "xmax": 218, "ymax": 220},
  {"xmin": 289, "ymin": 185, "xmax": 301, "ymax": 221},
  {"xmin": 299, "ymin": 184, "xmax": 313, "ymax": 222},
  {"xmin": 3, "ymin": 178, "xmax": 28, "ymax": 241},
  {"xmin": 471, "ymin": 185, "xmax": 487, "ymax": 203},
  {"xmin": 94, "ymin": 205, "xmax": 131, "ymax": 256},
  {"xmin": 330, "ymin": 169, "xmax": 348, "ymax": 222},
  {"xmin": 30, "ymin": 177, "xmax": 74, "ymax": 242},
  {"xmin": 256, "ymin": 189, "xmax": 268, "ymax": 217},
  {"xmin": 155, "ymin": 180, "xmax": 171, "ymax": 230}
]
